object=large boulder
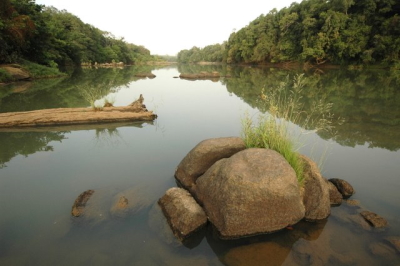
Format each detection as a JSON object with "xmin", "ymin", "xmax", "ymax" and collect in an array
[
  {"xmin": 195, "ymin": 148, "xmax": 305, "ymax": 239},
  {"xmin": 300, "ymin": 155, "xmax": 331, "ymax": 221},
  {"xmin": 158, "ymin": 187, "xmax": 208, "ymax": 241},
  {"xmin": 174, "ymin": 137, "xmax": 246, "ymax": 192}
]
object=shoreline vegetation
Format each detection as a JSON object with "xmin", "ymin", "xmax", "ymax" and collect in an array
[
  {"xmin": 177, "ymin": 1, "xmax": 400, "ymax": 67},
  {"xmin": 0, "ymin": 0, "xmax": 169, "ymax": 83}
]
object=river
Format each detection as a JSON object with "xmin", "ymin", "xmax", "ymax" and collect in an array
[{"xmin": 0, "ymin": 65, "xmax": 399, "ymax": 265}]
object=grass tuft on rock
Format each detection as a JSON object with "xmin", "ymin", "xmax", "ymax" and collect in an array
[{"xmin": 241, "ymin": 74, "xmax": 343, "ymax": 185}]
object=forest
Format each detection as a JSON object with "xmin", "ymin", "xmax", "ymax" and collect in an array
[
  {"xmin": 178, "ymin": 0, "xmax": 400, "ymax": 66},
  {"xmin": 0, "ymin": 0, "xmax": 158, "ymax": 67}
]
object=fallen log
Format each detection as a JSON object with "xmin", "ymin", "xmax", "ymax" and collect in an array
[{"xmin": 0, "ymin": 95, "xmax": 157, "ymax": 128}]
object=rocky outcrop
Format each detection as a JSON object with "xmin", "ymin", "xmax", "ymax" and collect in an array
[
  {"xmin": 195, "ymin": 148, "xmax": 305, "ymax": 239},
  {"xmin": 300, "ymin": 155, "xmax": 331, "ymax": 221},
  {"xmin": 71, "ymin": 190, "xmax": 95, "ymax": 217},
  {"xmin": 0, "ymin": 96, "xmax": 157, "ymax": 128},
  {"xmin": 158, "ymin": 187, "xmax": 207, "ymax": 240},
  {"xmin": 329, "ymin": 178, "xmax": 355, "ymax": 198},
  {"xmin": 174, "ymin": 137, "xmax": 246, "ymax": 192},
  {"xmin": 360, "ymin": 211, "xmax": 388, "ymax": 228}
]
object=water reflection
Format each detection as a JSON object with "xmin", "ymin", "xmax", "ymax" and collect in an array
[
  {"xmin": 0, "ymin": 122, "xmax": 152, "ymax": 168},
  {"xmin": 0, "ymin": 131, "xmax": 67, "ymax": 168},
  {"xmin": 0, "ymin": 65, "xmax": 161, "ymax": 113},
  {"xmin": 221, "ymin": 67, "xmax": 400, "ymax": 151},
  {"xmin": 0, "ymin": 65, "xmax": 399, "ymax": 265}
]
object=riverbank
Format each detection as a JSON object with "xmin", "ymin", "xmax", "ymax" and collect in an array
[{"xmin": 0, "ymin": 61, "xmax": 66, "ymax": 84}]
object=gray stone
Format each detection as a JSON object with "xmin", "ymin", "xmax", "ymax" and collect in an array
[
  {"xmin": 174, "ymin": 137, "xmax": 246, "ymax": 192},
  {"xmin": 300, "ymin": 155, "xmax": 330, "ymax": 221},
  {"xmin": 360, "ymin": 211, "xmax": 388, "ymax": 228},
  {"xmin": 328, "ymin": 178, "xmax": 355, "ymax": 199},
  {"xmin": 195, "ymin": 148, "xmax": 305, "ymax": 239},
  {"xmin": 158, "ymin": 187, "xmax": 207, "ymax": 241}
]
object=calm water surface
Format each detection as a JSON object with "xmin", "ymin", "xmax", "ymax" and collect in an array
[{"xmin": 0, "ymin": 65, "xmax": 399, "ymax": 265}]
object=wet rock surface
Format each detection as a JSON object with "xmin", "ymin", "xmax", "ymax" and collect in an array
[
  {"xmin": 158, "ymin": 187, "xmax": 207, "ymax": 240},
  {"xmin": 326, "ymin": 179, "xmax": 343, "ymax": 206},
  {"xmin": 71, "ymin": 190, "xmax": 95, "ymax": 217},
  {"xmin": 300, "ymin": 155, "xmax": 330, "ymax": 221},
  {"xmin": 360, "ymin": 211, "xmax": 388, "ymax": 228},
  {"xmin": 328, "ymin": 178, "xmax": 355, "ymax": 199}
]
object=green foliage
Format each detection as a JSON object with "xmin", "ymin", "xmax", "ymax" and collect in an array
[
  {"xmin": 0, "ymin": 0, "xmax": 156, "ymax": 67},
  {"xmin": 241, "ymin": 73, "xmax": 341, "ymax": 183},
  {"xmin": 0, "ymin": 68, "xmax": 13, "ymax": 83},
  {"xmin": 242, "ymin": 113, "xmax": 305, "ymax": 184},
  {"xmin": 19, "ymin": 60, "xmax": 65, "ymax": 78},
  {"xmin": 177, "ymin": 44, "xmax": 225, "ymax": 63},
  {"xmin": 178, "ymin": 0, "xmax": 400, "ymax": 66}
]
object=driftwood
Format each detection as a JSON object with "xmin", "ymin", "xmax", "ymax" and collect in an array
[{"xmin": 0, "ymin": 95, "xmax": 157, "ymax": 129}]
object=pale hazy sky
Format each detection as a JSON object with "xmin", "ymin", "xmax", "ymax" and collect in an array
[{"xmin": 35, "ymin": 0, "xmax": 299, "ymax": 56}]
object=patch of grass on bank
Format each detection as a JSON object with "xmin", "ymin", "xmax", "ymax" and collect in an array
[
  {"xmin": 0, "ymin": 68, "xmax": 13, "ymax": 83},
  {"xmin": 241, "ymin": 74, "xmax": 342, "ymax": 185},
  {"xmin": 20, "ymin": 60, "xmax": 66, "ymax": 79}
]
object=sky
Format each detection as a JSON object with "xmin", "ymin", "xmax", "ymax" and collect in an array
[{"xmin": 35, "ymin": 0, "xmax": 300, "ymax": 56}]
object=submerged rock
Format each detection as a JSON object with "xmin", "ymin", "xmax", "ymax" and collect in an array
[
  {"xmin": 110, "ymin": 196, "xmax": 129, "ymax": 218},
  {"xmin": 328, "ymin": 178, "xmax": 355, "ymax": 199},
  {"xmin": 158, "ymin": 187, "xmax": 207, "ymax": 241},
  {"xmin": 300, "ymin": 155, "xmax": 330, "ymax": 221},
  {"xmin": 174, "ymin": 137, "xmax": 246, "ymax": 192},
  {"xmin": 385, "ymin": 237, "xmax": 400, "ymax": 253},
  {"xmin": 71, "ymin": 189, "xmax": 95, "ymax": 217},
  {"xmin": 360, "ymin": 211, "xmax": 388, "ymax": 228},
  {"xmin": 195, "ymin": 148, "xmax": 305, "ymax": 239}
]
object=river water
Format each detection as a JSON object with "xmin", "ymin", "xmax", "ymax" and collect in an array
[{"xmin": 0, "ymin": 65, "xmax": 399, "ymax": 265}]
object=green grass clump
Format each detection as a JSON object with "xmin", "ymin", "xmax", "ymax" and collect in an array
[
  {"xmin": 241, "ymin": 74, "xmax": 342, "ymax": 185},
  {"xmin": 242, "ymin": 113, "xmax": 305, "ymax": 184},
  {"xmin": 0, "ymin": 68, "xmax": 13, "ymax": 83}
]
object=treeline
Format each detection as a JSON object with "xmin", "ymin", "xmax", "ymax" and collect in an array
[
  {"xmin": 178, "ymin": 0, "xmax": 400, "ymax": 65},
  {"xmin": 0, "ymin": 0, "xmax": 157, "ymax": 67}
]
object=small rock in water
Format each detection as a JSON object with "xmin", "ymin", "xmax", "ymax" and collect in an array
[
  {"xmin": 158, "ymin": 187, "xmax": 208, "ymax": 241},
  {"xmin": 369, "ymin": 242, "xmax": 395, "ymax": 256},
  {"xmin": 385, "ymin": 237, "xmax": 400, "ymax": 253},
  {"xmin": 325, "ymin": 179, "xmax": 342, "ymax": 206},
  {"xmin": 71, "ymin": 189, "xmax": 95, "ymax": 217},
  {"xmin": 360, "ymin": 211, "xmax": 388, "ymax": 228},
  {"xmin": 345, "ymin": 199, "xmax": 360, "ymax": 207},
  {"xmin": 328, "ymin": 178, "xmax": 355, "ymax": 199}
]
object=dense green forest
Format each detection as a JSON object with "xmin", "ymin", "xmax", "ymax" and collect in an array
[
  {"xmin": 0, "ymin": 0, "xmax": 158, "ymax": 67},
  {"xmin": 178, "ymin": 0, "xmax": 400, "ymax": 66}
]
